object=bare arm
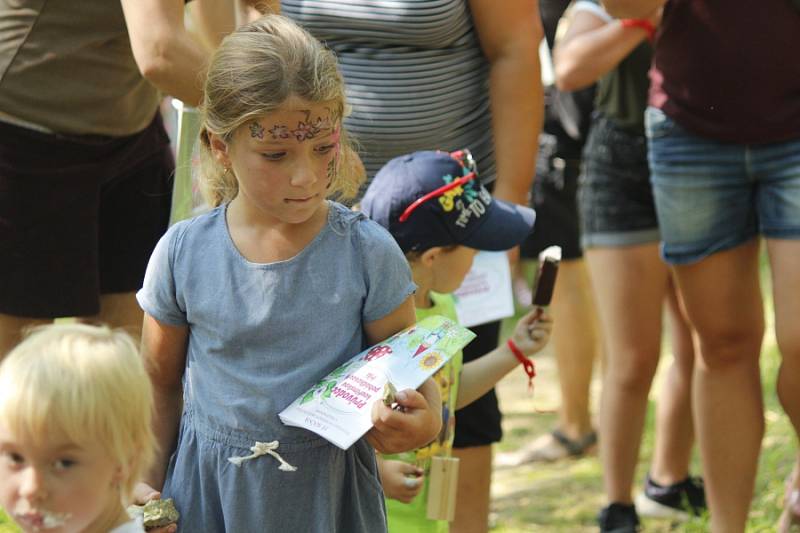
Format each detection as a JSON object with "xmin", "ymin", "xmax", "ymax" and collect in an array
[
  {"xmin": 239, "ymin": 0, "xmax": 280, "ymax": 21},
  {"xmin": 121, "ymin": 0, "xmax": 213, "ymax": 106},
  {"xmin": 469, "ymin": 0, "xmax": 544, "ymax": 206},
  {"xmin": 141, "ymin": 313, "xmax": 189, "ymax": 490},
  {"xmin": 456, "ymin": 308, "xmax": 552, "ymax": 409},
  {"xmin": 187, "ymin": 0, "xmax": 238, "ymax": 50},
  {"xmin": 364, "ymin": 296, "xmax": 443, "ymax": 453},
  {"xmin": 363, "ymin": 295, "xmax": 416, "ymax": 346},
  {"xmin": 602, "ymin": 0, "xmax": 665, "ymax": 19},
  {"xmin": 554, "ymin": 9, "xmax": 640, "ymax": 91}
]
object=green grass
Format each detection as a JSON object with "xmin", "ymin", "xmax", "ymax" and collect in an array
[
  {"xmin": 489, "ymin": 255, "xmax": 795, "ymax": 531},
  {"xmin": 490, "ymin": 341, "xmax": 792, "ymax": 532}
]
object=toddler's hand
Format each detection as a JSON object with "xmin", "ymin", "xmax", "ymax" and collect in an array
[
  {"xmin": 131, "ymin": 483, "xmax": 178, "ymax": 533},
  {"xmin": 367, "ymin": 379, "xmax": 442, "ymax": 454},
  {"xmin": 510, "ymin": 307, "xmax": 553, "ymax": 357},
  {"xmin": 377, "ymin": 459, "xmax": 424, "ymax": 503}
]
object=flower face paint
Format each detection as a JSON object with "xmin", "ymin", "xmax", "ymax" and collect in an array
[
  {"xmin": 250, "ymin": 108, "xmax": 338, "ymax": 143},
  {"xmin": 219, "ymin": 98, "xmax": 342, "ymax": 227}
]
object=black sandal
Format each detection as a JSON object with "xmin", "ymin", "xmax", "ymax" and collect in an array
[{"xmin": 551, "ymin": 429, "xmax": 598, "ymax": 457}]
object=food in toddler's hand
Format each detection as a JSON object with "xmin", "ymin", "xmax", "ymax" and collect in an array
[
  {"xmin": 382, "ymin": 381, "xmax": 398, "ymax": 406},
  {"xmin": 532, "ymin": 246, "xmax": 561, "ymax": 307},
  {"xmin": 128, "ymin": 498, "xmax": 180, "ymax": 530}
]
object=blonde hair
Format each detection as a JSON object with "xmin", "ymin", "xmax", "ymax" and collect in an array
[
  {"xmin": 0, "ymin": 323, "xmax": 155, "ymax": 505},
  {"xmin": 198, "ymin": 14, "xmax": 365, "ymax": 207}
]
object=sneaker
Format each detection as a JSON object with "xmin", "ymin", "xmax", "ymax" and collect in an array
[
  {"xmin": 598, "ymin": 502, "xmax": 640, "ymax": 533},
  {"xmin": 635, "ymin": 474, "xmax": 706, "ymax": 520}
]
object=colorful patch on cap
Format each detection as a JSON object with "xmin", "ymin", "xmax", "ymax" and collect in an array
[{"xmin": 438, "ymin": 173, "xmax": 492, "ymax": 228}]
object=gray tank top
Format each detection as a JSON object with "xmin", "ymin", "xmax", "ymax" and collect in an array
[{"xmin": 282, "ymin": 0, "xmax": 496, "ymax": 190}]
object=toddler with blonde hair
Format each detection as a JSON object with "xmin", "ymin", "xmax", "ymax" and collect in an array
[{"xmin": 0, "ymin": 323, "xmax": 155, "ymax": 533}]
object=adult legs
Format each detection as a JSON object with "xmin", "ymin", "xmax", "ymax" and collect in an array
[
  {"xmin": 552, "ymin": 258, "xmax": 598, "ymax": 441},
  {"xmin": 649, "ymin": 277, "xmax": 696, "ymax": 486},
  {"xmin": 511, "ymin": 257, "xmax": 599, "ymax": 463},
  {"xmin": 1, "ymin": 291, "xmax": 143, "ymax": 359},
  {"xmin": 0, "ymin": 314, "xmax": 50, "ymax": 358},
  {"xmin": 673, "ymin": 239, "xmax": 764, "ymax": 533},
  {"xmin": 91, "ymin": 291, "xmax": 145, "ymax": 342},
  {"xmin": 588, "ymin": 243, "xmax": 668, "ymax": 505},
  {"xmin": 767, "ymin": 238, "xmax": 800, "ymax": 531}
]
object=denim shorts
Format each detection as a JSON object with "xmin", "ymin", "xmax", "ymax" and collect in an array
[
  {"xmin": 646, "ymin": 106, "xmax": 800, "ymax": 265},
  {"xmin": 578, "ymin": 114, "xmax": 660, "ymax": 249}
]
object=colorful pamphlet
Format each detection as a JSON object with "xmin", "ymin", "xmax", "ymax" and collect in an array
[{"xmin": 279, "ymin": 315, "xmax": 475, "ymax": 450}]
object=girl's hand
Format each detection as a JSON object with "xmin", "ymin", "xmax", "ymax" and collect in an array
[
  {"xmin": 131, "ymin": 483, "xmax": 178, "ymax": 533},
  {"xmin": 377, "ymin": 458, "xmax": 424, "ymax": 503},
  {"xmin": 511, "ymin": 308, "xmax": 553, "ymax": 357},
  {"xmin": 368, "ymin": 380, "xmax": 442, "ymax": 454}
]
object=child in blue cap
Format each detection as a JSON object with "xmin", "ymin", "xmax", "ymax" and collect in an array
[{"xmin": 362, "ymin": 149, "xmax": 554, "ymax": 532}]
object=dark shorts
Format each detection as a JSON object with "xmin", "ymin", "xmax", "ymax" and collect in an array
[
  {"xmin": 0, "ymin": 113, "xmax": 174, "ymax": 318},
  {"xmin": 520, "ymin": 133, "xmax": 583, "ymax": 261},
  {"xmin": 578, "ymin": 114, "xmax": 660, "ymax": 248},
  {"xmin": 453, "ymin": 320, "xmax": 503, "ymax": 448}
]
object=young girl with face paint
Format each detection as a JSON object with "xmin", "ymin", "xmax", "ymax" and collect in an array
[
  {"xmin": 0, "ymin": 324, "xmax": 156, "ymax": 533},
  {"xmin": 134, "ymin": 15, "xmax": 442, "ymax": 532}
]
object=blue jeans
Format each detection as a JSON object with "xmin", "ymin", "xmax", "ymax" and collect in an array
[{"xmin": 645, "ymin": 106, "xmax": 800, "ymax": 265}]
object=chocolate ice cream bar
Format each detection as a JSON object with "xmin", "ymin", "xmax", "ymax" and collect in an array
[{"xmin": 532, "ymin": 246, "xmax": 561, "ymax": 307}]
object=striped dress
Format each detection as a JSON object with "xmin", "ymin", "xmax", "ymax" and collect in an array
[{"xmin": 281, "ymin": 0, "xmax": 496, "ymax": 193}]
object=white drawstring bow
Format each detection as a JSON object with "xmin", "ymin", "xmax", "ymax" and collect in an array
[{"xmin": 227, "ymin": 440, "xmax": 297, "ymax": 471}]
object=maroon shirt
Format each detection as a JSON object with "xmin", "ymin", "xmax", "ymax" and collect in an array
[{"xmin": 649, "ymin": 0, "xmax": 800, "ymax": 144}]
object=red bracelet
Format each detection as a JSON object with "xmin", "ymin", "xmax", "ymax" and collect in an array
[
  {"xmin": 507, "ymin": 338, "xmax": 536, "ymax": 391},
  {"xmin": 620, "ymin": 18, "xmax": 656, "ymax": 42}
]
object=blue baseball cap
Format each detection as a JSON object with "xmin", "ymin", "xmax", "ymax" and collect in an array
[{"xmin": 362, "ymin": 150, "xmax": 536, "ymax": 253}]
